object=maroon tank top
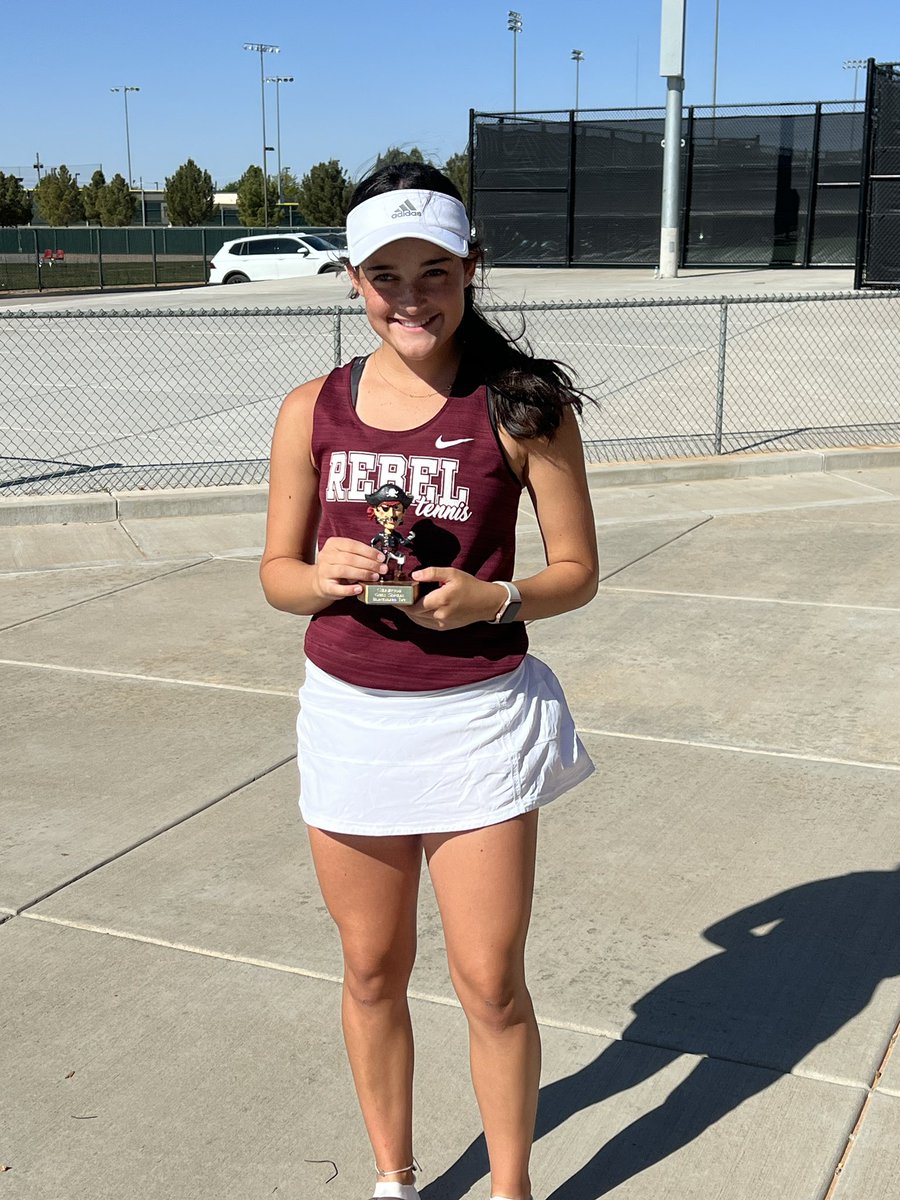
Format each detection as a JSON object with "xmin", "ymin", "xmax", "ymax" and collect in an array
[{"xmin": 305, "ymin": 358, "xmax": 528, "ymax": 691}]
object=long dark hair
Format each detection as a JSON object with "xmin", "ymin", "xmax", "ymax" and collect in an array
[{"xmin": 347, "ymin": 162, "xmax": 586, "ymax": 441}]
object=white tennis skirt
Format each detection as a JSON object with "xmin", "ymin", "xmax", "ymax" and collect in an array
[{"xmin": 296, "ymin": 655, "xmax": 594, "ymax": 836}]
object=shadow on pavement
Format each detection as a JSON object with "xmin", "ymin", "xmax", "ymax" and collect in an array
[{"xmin": 422, "ymin": 867, "xmax": 900, "ymax": 1200}]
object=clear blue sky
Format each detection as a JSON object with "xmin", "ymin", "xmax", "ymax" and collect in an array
[{"xmin": 4, "ymin": 1, "xmax": 897, "ymax": 188}]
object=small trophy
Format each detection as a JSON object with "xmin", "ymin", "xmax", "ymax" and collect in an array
[{"xmin": 361, "ymin": 484, "xmax": 419, "ymax": 606}]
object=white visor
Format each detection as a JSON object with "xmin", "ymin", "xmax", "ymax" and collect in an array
[{"xmin": 346, "ymin": 189, "xmax": 470, "ymax": 266}]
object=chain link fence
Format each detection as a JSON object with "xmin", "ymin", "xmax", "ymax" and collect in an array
[{"xmin": 1, "ymin": 292, "xmax": 898, "ymax": 496}]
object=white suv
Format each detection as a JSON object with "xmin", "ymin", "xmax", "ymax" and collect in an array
[{"xmin": 208, "ymin": 233, "xmax": 345, "ymax": 284}]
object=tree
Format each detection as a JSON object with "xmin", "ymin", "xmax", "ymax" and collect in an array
[
  {"xmin": 297, "ymin": 160, "xmax": 351, "ymax": 225},
  {"xmin": 34, "ymin": 165, "xmax": 84, "ymax": 225},
  {"xmin": 373, "ymin": 145, "xmax": 432, "ymax": 170},
  {"xmin": 235, "ymin": 164, "xmax": 281, "ymax": 227},
  {"xmin": 443, "ymin": 151, "xmax": 469, "ymax": 204},
  {"xmin": 278, "ymin": 169, "xmax": 302, "ymax": 203},
  {"xmin": 98, "ymin": 173, "xmax": 136, "ymax": 226},
  {"xmin": 165, "ymin": 159, "xmax": 216, "ymax": 226},
  {"xmin": 0, "ymin": 172, "xmax": 32, "ymax": 225},
  {"xmin": 81, "ymin": 169, "xmax": 107, "ymax": 224}
]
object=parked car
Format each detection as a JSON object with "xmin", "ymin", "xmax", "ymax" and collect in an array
[{"xmin": 207, "ymin": 233, "xmax": 346, "ymax": 284}]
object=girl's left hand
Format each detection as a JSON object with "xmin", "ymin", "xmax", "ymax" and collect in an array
[{"xmin": 402, "ymin": 567, "xmax": 505, "ymax": 631}]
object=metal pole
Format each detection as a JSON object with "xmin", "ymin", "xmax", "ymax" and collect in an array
[
  {"xmin": 681, "ymin": 105, "xmax": 696, "ymax": 268},
  {"xmin": 714, "ymin": 301, "xmax": 728, "ymax": 454},
  {"xmin": 658, "ymin": 0, "xmax": 686, "ymax": 278},
  {"xmin": 660, "ymin": 75, "xmax": 684, "ymax": 277},
  {"xmin": 123, "ymin": 89, "xmax": 133, "ymax": 186},
  {"xmin": 712, "ymin": 0, "xmax": 720, "ymax": 116},
  {"xmin": 467, "ymin": 108, "xmax": 476, "ymax": 215},
  {"xmin": 853, "ymin": 58, "xmax": 877, "ymax": 290},
  {"xmin": 275, "ymin": 81, "xmax": 282, "ymax": 202},
  {"xmin": 802, "ymin": 102, "xmax": 822, "ymax": 268},
  {"xmin": 508, "ymin": 12, "xmax": 522, "ymax": 113},
  {"xmin": 245, "ymin": 45, "xmax": 280, "ymax": 227},
  {"xmin": 259, "ymin": 51, "xmax": 268, "ymax": 227},
  {"xmin": 513, "ymin": 31, "xmax": 517, "ymax": 112},
  {"xmin": 572, "ymin": 50, "xmax": 584, "ymax": 110}
]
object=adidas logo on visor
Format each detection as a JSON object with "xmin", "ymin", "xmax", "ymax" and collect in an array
[{"xmin": 391, "ymin": 199, "xmax": 421, "ymax": 219}]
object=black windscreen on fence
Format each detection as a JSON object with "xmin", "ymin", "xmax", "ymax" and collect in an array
[
  {"xmin": 473, "ymin": 101, "xmax": 864, "ymax": 268},
  {"xmin": 857, "ymin": 63, "xmax": 900, "ymax": 288}
]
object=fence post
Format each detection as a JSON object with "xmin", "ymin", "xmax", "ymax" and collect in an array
[
  {"xmin": 802, "ymin": 102, "xmax": 823, "ymax": 268},
  {"xmin": 680, "ymin": 105, "xmax": 695, "ymax": 268},
  {"xmin": 151, "ymin": 227, "xmax": 158, "ymax": 287},
  {"xmin": 566, "ymin": 110, "xmax": 577, "ymax": 266},
  {"xmin": 34, "ymin": 227, "xmax": 42, "ymax": 292},
  {"xmin": 201, "ymin": 228, "xmax": 207, "ymax": 284},
  {"xmin": 714, "ymin": 300, "xmax": 728, "ymax": 454},
  {"xmin": 333, "ymin": 310, "xmax": 342, "ymax": 366},
  {"xmin": 97, "ymin": 228, "xmax": 104, "ymax": 290}
]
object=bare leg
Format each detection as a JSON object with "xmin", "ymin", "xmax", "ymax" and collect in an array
[
  {"xmin": 308, "ymin": 828, "xmax": 423, "ymax": 1187},
  {"xmin": 424, "ymin": 812, "xmax": 540, "ymax": 1200}
]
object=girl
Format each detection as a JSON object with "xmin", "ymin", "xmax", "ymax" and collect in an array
[{"xmin": 260, "ymin": 162, "xmax": 599, "ymax": 1200}]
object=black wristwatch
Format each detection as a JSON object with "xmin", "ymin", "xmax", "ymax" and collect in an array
[{"xmin": 490, "ymin": 581, "xmax": 523, "ymax": 624}]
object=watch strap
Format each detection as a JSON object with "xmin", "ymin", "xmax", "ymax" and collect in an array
[{"xmin": 490, "ymin": 581, "xmax": 522, "ymax": 624}]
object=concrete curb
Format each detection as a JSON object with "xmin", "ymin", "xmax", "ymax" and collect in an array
[{"xmin": 1, "ymin": 447, "xmax": 899, "ymax": 528}]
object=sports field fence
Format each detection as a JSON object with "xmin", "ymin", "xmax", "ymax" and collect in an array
[{"xmin": 1, "ymin": 290, "xmax": 898, "ymax": 496}]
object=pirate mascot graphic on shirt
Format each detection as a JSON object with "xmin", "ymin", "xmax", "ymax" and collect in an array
[{"xmin": 365, "ymin": 484, "xmax": 417, "ymax": 580}]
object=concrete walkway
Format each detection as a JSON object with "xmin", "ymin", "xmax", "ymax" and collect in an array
[{"xmin": 2, "ymin": 457, "xmax": 899, "ymax": 1200}]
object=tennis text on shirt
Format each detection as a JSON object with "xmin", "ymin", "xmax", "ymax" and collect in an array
[{"xmin": 306, "ymin": 360, "xmax": 528, "ymax": 691}]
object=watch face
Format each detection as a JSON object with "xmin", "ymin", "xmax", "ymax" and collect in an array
[{"xmin": 499, "ymin": 599, "xmax": 522, "ymax": 624}]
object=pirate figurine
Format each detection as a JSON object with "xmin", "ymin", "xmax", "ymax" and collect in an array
[{"xmin": 362, "ymin": 484, "xmax": 419, "ymax": 604}]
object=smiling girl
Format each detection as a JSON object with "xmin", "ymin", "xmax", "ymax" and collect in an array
[{"xmin": 260, "ymin": 162, "xmax": 598, "ymax": 1200}]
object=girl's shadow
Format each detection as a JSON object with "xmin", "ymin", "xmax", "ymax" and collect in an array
[{"xmin": 422, "ymin": 866, "xmax": 900, "ymax": 1199}]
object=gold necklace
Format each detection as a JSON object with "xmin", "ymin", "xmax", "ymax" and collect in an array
[{"xmin": 371, "ymin": 353, "xmax": 455, "ymax": 400}]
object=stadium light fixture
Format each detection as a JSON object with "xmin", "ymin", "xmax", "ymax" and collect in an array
[
  {"xmin": 843, "ymin": 58, "xmax": 868, "ymax": 104},
  {"xmin": 243, "ymin": 43, "xmax": 280, "ymax": 226}
]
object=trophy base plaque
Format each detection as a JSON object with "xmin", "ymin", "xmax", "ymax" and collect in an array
[{"xmin": 361, "ymin": 580, "xmax": 419, "ymax": 606}]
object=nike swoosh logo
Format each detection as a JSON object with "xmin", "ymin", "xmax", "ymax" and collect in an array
[{"xmin": 435, "ymin": 436, "xmax": 474, "ymax": 449}]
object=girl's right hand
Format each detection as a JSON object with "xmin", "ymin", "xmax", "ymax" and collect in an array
[{"xmin": 313, "ymin": 537, "xmax": 386, "ymax": 601}]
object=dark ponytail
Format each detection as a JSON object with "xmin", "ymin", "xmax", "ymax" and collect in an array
[{"xmin": 347, "ymin": 162, "xmax": 588, "ymax": 441}]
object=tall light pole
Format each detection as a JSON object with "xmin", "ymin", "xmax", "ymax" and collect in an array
[
  {"xmin": 711, "ymin": 0, "xmax": 720, "ymax": 115},
  {"xmin": 843, "ymin": 58, "xmax": 867, "ymax": 105},
  {"xmin": 243, "ymin": 42, "xmax": 280, "ymax": 227},
  {"xmin": 110, "ymin": 85, "xmax": 140, "ymax": 185},
  {"xmin": 265, "ymin": 74, "xmax": 294, "ymax": 202},
  {"xmin": 571, "ymin": 49, "xmax": 584, "ymax": 111},
  {"xmin": 508, "ymin": 11, "xmax": 522, "ymax": 113}
]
